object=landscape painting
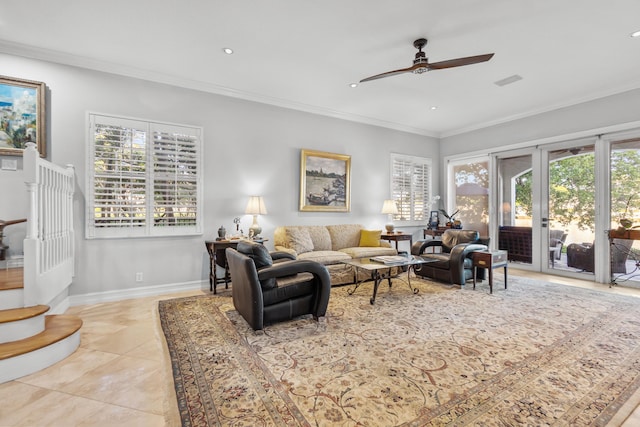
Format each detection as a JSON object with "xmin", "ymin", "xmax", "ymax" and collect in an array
[
  {"xmin": 300, "ymin": 149, "xmax": 351, "ymax": 212},
  {"xmin": 0, "ymin": 76, "xmax": 46, "ymax": 157}
]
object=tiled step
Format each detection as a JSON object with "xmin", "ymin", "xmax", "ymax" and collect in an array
[
  {"xmin": 0, "ymin": 315, "xmax": 83, "ymax": 383},
  {"xmin": 0, "ymin": 305, "xmax": 49, "ymax": 343}
]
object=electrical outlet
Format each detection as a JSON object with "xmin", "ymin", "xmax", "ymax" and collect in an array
[{"xmin": 135, "ymin": 272, "xmax": 143, "ymax": 282}]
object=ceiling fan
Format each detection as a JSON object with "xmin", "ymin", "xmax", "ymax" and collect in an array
[{"xmin": 360, "ymin": 38, "xmax": 494, "ymax": 83}]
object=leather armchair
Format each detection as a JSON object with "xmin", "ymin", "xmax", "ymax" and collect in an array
[
  {"xmin": 411, "ymin": 229, "xmax": 488, "ymax": 285},
  {"xmin": 226, "ymin": 241, "xmax": 331, "ymax": 331}
]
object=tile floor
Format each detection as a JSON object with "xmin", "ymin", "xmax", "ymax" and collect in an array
[{"xmin": 0, "ymin": 271, "xmax": 639, "ymax": 426}]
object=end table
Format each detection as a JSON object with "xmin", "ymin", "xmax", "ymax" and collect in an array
[
  {"xmin": 472, "ymin": 250, "xmax": 508, "ymax": 294},
  {"xmin": 380, "ymin": 233, "xmax": 413, "ymax": 251},
  {"xmin": 205, "ymin": 239, "xmax": 266, "ymax": 294}
]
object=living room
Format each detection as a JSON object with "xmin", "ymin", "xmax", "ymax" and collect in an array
[{"xmin": 2, "ymin": 2, "xmax": 640, "ymax": 425}]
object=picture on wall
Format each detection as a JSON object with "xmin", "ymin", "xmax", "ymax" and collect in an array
[
  {"xmin": 0, "ymin": 75, "xmax": 46, "ymax": 157},
  {"xmin": 300, "ymin": 149, "xmax": 351, "ymax": 212}
]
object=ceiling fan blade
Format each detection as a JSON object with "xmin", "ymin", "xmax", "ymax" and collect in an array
[
  {"xmin": 428, "ymin": 53, "xmax": 494, "ymax": 70},
  {"xmin": 359, "ymin": 63, "xmax": 424, "ymax": 83}
]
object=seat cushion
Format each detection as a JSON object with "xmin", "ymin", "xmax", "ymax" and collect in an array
[
  {"xmin": 419, "ymin": 253, "xmax": 474, "ymax": 270},
  {"xmin": 263, "ymin": 275, "xmax": 315, "ymax": 306},
  {"xmin": 298, "ymin": 250, "xmax": 352, "ymax": 265},
  {"xmin": 339, "ymin": 246, "xmax": 397, "ymax": 259}
]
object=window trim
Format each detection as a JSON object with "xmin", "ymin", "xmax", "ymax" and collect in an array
[{"xmin": 86, "ymin": 112, "xmax": 203, "ymax": 239}]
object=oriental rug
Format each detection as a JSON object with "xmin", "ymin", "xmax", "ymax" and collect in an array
[{"xmin": 158, "ymin": 276, "xmax": 640, "ymax": 426}]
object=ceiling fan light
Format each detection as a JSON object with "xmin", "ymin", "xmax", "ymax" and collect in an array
[{"xmin": 413, "ymin": 67, "xmax": 428, "ymax": 75}]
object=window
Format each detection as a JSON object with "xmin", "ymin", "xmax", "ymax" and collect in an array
[
  {"xmin": 390, "ymin": 153, "xmax": 432, "ymax": 222},
  {"xmin": 87, "ymin": 113, "xmax": 202, "ymax": 238},
  {"xmin": 448, "ymin": 157, "xmax": 490, "ymax": 236}
]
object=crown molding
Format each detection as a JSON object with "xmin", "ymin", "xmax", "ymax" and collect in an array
[{"xmin": 0, "ymin": 40, "xmax": 438, "ymax": 138}]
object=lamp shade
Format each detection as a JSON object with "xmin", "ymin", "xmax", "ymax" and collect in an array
[
  {"xmin": 245, "ymin": 196, "xmax": 267, "ymax": 215},
  {"xmin": 381, "ymin": 199, "xmax": 399, "ymax": 215}
]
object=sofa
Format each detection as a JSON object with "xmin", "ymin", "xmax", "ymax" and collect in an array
[{"xmin": 274, "ymin": 224, "xmax": 398, "ymax": 285}]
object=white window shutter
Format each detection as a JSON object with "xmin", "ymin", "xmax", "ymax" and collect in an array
[
  {"xmin": 87, "ymin": 114, "xmax": 202, "ymax": 239},
  {"xmin": 390, "ymin": 153, "xmax": 432, "ymax": 222}
]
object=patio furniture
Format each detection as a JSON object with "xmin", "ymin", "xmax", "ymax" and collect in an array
[{"xmin": 498, "ymin": 226, "xmax": 532, "ymax": 263}]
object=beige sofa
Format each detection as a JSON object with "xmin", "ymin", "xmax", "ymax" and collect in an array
[{"xmin": 274, "ymin": 224, "xmax": 398, "ymax": 285}]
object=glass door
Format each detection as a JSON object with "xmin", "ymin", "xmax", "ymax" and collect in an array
[
  {"xmin": 544, "ymin": 143, "xmax": 596, "ymax": 276},
  {"xmin": 493, "ymin": 140, "xmax": 598, "ymax": 278},
  {"xmin": 496, "ymin": 152, "xmax": 535, "ymax": 267}
]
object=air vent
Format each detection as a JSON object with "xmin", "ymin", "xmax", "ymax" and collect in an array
[{"xmin": 494, "ymin": 74, "xmax": 523, "ymax": 87}]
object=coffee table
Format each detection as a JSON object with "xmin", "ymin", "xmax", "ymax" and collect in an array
[{"xmin": 343, "ymin": 255, "xmax": 434, "ymax": 304}]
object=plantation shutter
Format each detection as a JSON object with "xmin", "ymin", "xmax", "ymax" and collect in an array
[
  {"xmin": 390, "ymin": 154, "xmax": 432, "ymax": 222},
  {"xmin": 87, "ymin": 114, "xmax": 202, "ymax": 239},
  {"xmin": 151, "ymin": 124, "xmax": 200, "ymax": 234}
]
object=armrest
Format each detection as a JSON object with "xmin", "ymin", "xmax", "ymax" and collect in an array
[
  {"xmin": 449, "ymin": 243, "xmax": 489, "ymax": 264},
  {"xmin": 274, "ymin": 245, "xmax": 298, "ymax": 258},
  {"xmin": 270, "ymin": 251, "xmax": 297, "ymax": 261},
  {"xmin": 258, "ymin": 260, "xmax": 330, "ymax": 281},
  {"xmin": 411, "ymin": 239, "xmax": 442, "ymax": 256}
]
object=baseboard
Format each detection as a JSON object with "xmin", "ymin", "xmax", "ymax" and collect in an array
[{"xmin": 68, "ymin": 280, "xmax": 208, "ymax": 306}]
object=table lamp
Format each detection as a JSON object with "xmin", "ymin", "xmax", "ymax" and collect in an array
[
  {"xmin": 245, "ymin": 196, "xmax": 267, "ymax": 238},
  {"xmin": 381, "ymin": 199, "xmax": 399, "ymax": 233}
]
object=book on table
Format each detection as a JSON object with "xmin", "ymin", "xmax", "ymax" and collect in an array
[{"xmin": 370, "ymin": 255, "xmax": 409, "ymax": 264}]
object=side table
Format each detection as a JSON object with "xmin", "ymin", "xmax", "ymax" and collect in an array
[
  {"xmin": 380, "ymin": 233, "xmax": 412, "ymax": 251},
  {"xmin": 472, "ymin": 250, "xmax": 508, "ymax": 294},
  {"xmin": 205, "ymin": 239, "xmax": 266, "ymax": 294}
]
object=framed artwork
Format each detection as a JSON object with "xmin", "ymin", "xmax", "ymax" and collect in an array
[
  {"xmin": 0, "ymin": 76, "xmax": 46, "ymax": 157},
  {"xmin": 300, "ymin": 149, "xmax": 351, "ymax": 212},
  {"xmin": 429, "ymin": 210, "xmax": 440, "ymax": 228}
]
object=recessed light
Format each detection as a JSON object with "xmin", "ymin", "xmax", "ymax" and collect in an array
[
  {"xmin": 430, "ymin": 106, "xmax": 438, "ymax": 110},
  {"xmin": 631, "ymin": 30, "xmax": 640, "ymax": 38},
  {"xmin": 349, "ymin": 83, "xmax": 358, "ymax": 88},
  {"xmin": 222, "ymin": 48, "xmax": 234, "ymax": 54}
]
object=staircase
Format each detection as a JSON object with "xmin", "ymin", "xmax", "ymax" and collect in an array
[{"xmin": 0, "ymin": 267, "xmax": 82, "ymax": 384}]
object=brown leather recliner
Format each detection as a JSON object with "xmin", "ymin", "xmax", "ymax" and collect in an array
[
  {"xmin": 411, "ymin": 229, "xmax": 488, "ymax": 285},
  {"xmin": 226, "ymin": 241, "xmax": 331, "ymax": 331}
]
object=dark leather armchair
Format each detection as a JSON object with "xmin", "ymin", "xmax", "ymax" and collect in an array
[
  {"xmin": 411, "ymin": 229, "xmax": 488, "ymax": 285},
  {"xmin": 226, "ymin": 241, "xmax": 331, "ymax": 331}
]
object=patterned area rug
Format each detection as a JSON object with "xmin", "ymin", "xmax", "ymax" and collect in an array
[{"xmin": 158, "ymin": 276, "xmax": 640, "ymax": 426}]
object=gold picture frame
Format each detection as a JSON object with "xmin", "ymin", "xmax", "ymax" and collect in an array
[
  {"xmin": 0, "ymin": 75, "xmax": 46, "ymax": 157},
  {"xmin": 300, "ymin": 149, "xmax": 351, "ymax": 212}
]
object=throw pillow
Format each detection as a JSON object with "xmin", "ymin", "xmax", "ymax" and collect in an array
[
  {"xmin": 359, "ymin": 229, "xmax": 382, "ymax": 247},
  {"xmin": 285, "ymin": 228, "xmax": 314, "ymax": 254}
]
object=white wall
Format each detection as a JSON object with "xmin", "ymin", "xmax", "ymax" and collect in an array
[
  {"xmin": 441, "ymin": 89, "xmax": 640, "ymax": 156},
  {"xmin": 0, "ymin": 53, "xmax": 438, "ymax": 297}
]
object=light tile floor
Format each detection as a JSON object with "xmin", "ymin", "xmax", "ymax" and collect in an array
[{"xmin": 0, "ymin": 272, "xmax": 638, "ymax": 426}]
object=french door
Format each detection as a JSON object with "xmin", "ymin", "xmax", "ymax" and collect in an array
[{"xmin": 493, "ymin": 137, "xmax": 601, "ymax": 279}]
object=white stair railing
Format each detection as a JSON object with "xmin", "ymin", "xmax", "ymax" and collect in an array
[{"xmin": 23, "ymin": 142, "xmax": 75, "ymax": 308}]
